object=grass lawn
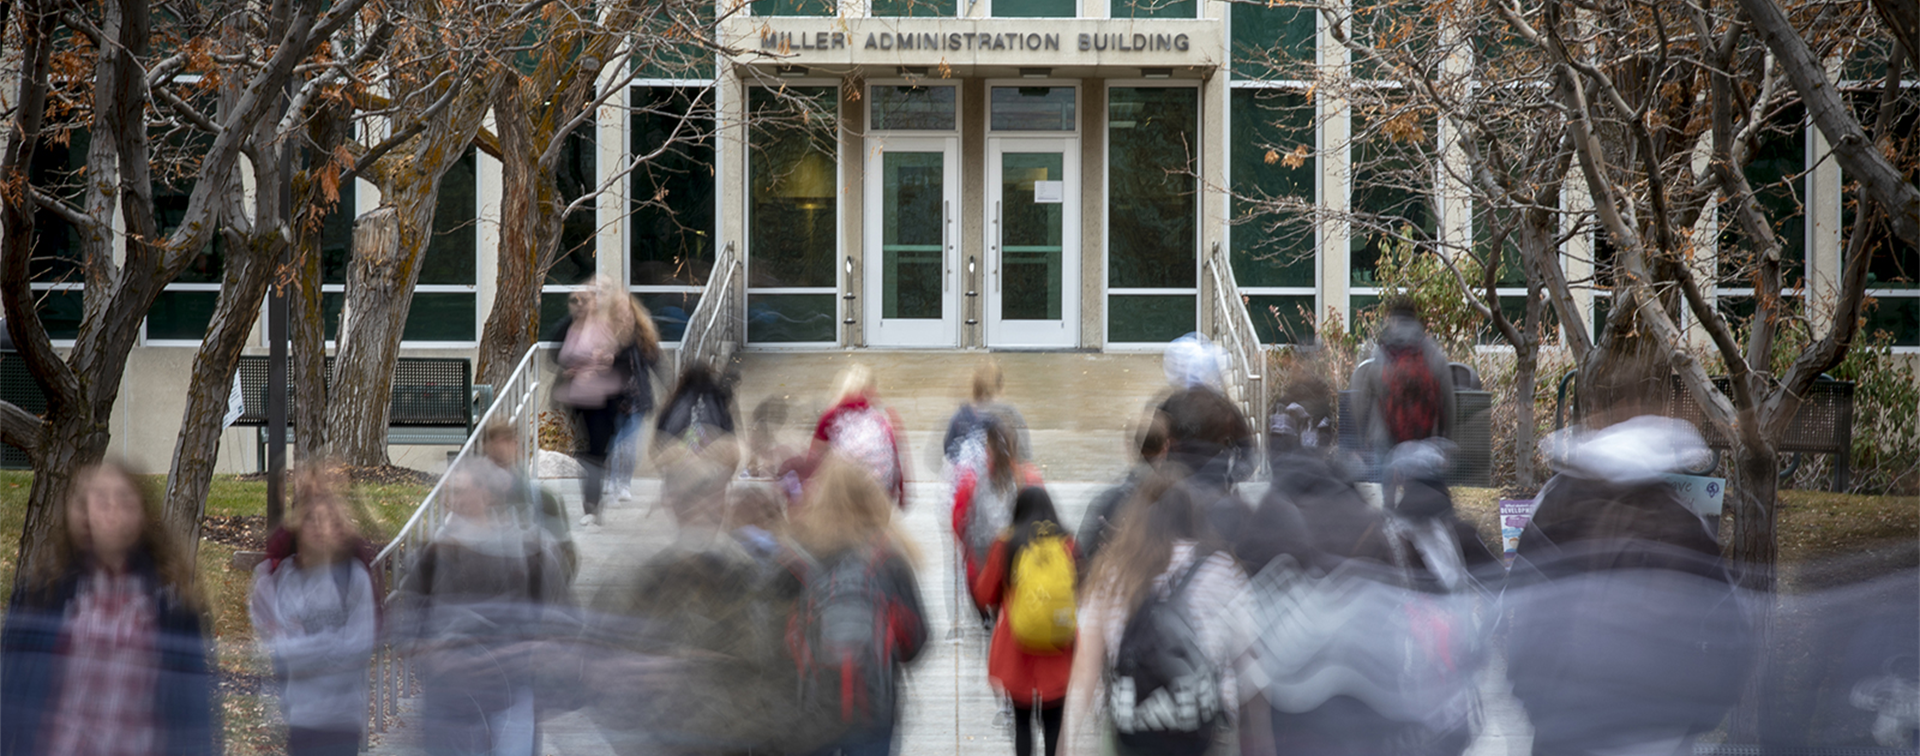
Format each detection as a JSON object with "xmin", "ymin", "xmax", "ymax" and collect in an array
[{"xmin": 0, "ymin": 470, "xmax": 434, "ymax": 756}]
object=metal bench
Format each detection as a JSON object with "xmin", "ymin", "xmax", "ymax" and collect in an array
[
  {"xmin": 0, "ymin": 350, "xmax": 45, "ymax": 470},
  {"xmin": 1552, "ymin": 373, "xmax": 1856, "ymax": 491},
  {"xmin": 236, "ymin": 355, "xmax": 478, "ymax": 470}
]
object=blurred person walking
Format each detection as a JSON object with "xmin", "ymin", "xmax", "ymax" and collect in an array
[
  {"xmin": 604, "ymin": 287, "xmax": 664, "ymax": 503},
  {"xmin": 476, "ymin": 422, "xmax": 575, "ymax": 579},
  {"xmin": 391, "ymin": 464, "xmax": 574, "ymax": 756},
  {"xmin": 1075, "ymin": 411, "xmax": 1169, "ymax": 572},
  {"xmin": 1062, "ymin": 475, "xmax": 1250, "ymax": 756},
  {"xmin": 1348, "ymin": 298, "xmax": 1456, "ymax": 490},
  {"xmin": 653, "ymin": 363, "xmax": 742, "ymax": 525},
  {"xmin": 250, "ymin": 467, "xmax": 378, "ymax": 756},
  {"xmin": 1, "ymin": 460, "xmax": 218, "ymax": 756},
  {"xmin": 802, "ymin": 365, "xmax": 907, "ymax": 508},
  {"xmin": 787, "ymin": 457, "xmax": 929, "ymax": 756},
  {"xmin": 941, "ymin": 360, "xmax": 1031, "ymax": 473},
  {"xmin": 971, "ymin": 487, "xmax": 1077, "ymax": 756},
  {"xmin": 953, "ymin": 422, "xmax": 1041, "ymax": 609},
  {"xmin": 549, "ymin": 280, "xmax": 634, "ymax": 527}
]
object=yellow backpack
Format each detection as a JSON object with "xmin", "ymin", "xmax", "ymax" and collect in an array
[{"xmin": 1008, "ymin": 525, "xmax": 1077, "ymax": 654}]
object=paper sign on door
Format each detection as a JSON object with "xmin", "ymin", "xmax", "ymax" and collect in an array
[{"xmin": 1033, "ymin": 181, "xmax": 1063, "ymax": 203}]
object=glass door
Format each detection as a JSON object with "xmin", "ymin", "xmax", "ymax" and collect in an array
[
  {"xmin": 986, "ymin": 137, "xmax": 1079, "ymax": 348},
  {"xmin": 864, "ymin": 136, "xmax": 959, "ymax": 346}
]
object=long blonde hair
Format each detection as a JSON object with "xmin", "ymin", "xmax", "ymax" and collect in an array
[
  {"xmin": 791, "ymin": 455, "xmax": 919, "ymax": 565},
  {"xmin": 593, "ymin": 275, "xmax": 662, "ymax": 360},
  {"xmin": 830, "ymin": 364, "xmax": 877, "ymax": 407}
]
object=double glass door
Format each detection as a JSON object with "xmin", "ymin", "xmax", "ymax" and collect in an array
[
  {"xmin": 864, "ymin": 137, "xmax": 959, "ymax": 347},
  {"xmin": 986, "ymin": 138, "xmax": 1079, "ymax": 348}
]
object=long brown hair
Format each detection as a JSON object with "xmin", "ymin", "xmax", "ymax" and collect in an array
[
  {"xmin": 790, "ymin": 455, "xmax": 919, "ymax": 566},
  {"xmin": 34, "ymin": 460, "xmax": 201, "ymax": 608},
  {"xmin": 1082, "ymin": 471, "xmax": 1209, "ymax": 615},
  {"xmin": 985, "ymin": 421, "xmax": 1017, "ymax": 491}
]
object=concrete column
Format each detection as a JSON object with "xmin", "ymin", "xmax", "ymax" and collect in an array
[
  {"xmin": 1200, "ymin": 62, "xmax": 1229, "ymax": 338},
  {"xmin": 962, "ymin": 77, "xmax": 987, "ymax": 348},
  {"xmin": 1562, "ymin": 169, "xmax": 1594, "ymax": 341},
  {"xmin": 1806, "ymin": 108, "xmax": 1845, "ymax": 334},
  {"xmin": 1318, "ymin": 4, "xmax": 1351, "ymax": 330},
  {"xmin": 841, "ymin": 77, "xmax": 866, "ymax": 347},
  {"xmin": 1080, "ymin": 80, "xmax": 1107, "ymax": 348},
  {"xmin": 1435, "ymin": 23, "xmax": 1472, "ymax": 270},
  {"xmin": 717, "ymin": 64, "xmax": 748, "ymax": 335},
  {"xmin": 476, "ymin": 109, "xmax": 503, "ymax": 344},
  {"xmin": 597, "ymin": 64, "xmax": 631, "ymax": 288}
]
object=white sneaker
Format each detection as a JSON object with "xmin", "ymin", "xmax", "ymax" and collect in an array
[
  {"xmin": 592, "ymin": 513, "xmax": 603, "ymax": 527},
  {"xmin": 579, "ymin": 514, "xmax": 595, "ymax": 527},
  {"xmin": 617, "ymin": 487, "xmax": 632, "ymax": 502}
]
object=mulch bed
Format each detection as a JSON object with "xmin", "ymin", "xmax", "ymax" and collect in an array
[
  {"xmin": 233, "ymin": 464, "xmax": 438, "ymax": 486},
  {"xmin": 202, "ymin": 515, "xmax": 269, "ymax": 550}
]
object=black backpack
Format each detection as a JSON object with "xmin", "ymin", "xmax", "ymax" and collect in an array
[
  {"xmin": 1107, "ymin": 552, "xmax": 1227, "ymax": 756},
  {"xmin": 788, "ymin": 546, "xmax": 897, "ymax": 725}
]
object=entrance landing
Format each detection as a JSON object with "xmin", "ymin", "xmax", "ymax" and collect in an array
[{"xmin": 731, "ymin": 350, "xmax": 1173, "ymax": 483}]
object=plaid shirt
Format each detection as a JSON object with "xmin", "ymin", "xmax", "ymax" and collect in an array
[{"xmin": 43, "ymin": 570, "xmax": 160, "ymax": 756}]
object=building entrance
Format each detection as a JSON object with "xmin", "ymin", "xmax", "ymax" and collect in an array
[
  {"xmin": 863, "ymin": 135, "xmax": 959, "ymax": 347},
  {"xmin": 985, "ymin": 136, "xmax": 1078, "ymax": 348}
]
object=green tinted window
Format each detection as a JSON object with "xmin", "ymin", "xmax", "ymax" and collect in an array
[
  {"xmin": 749, "ymin": 293, "xmax": 836, "ymax": 342},
  {"xmin": 422, "ymin": 148, "xmax": 477, "ymax": 285},
  {"xmin": 320, "ymin": 182, "xmax": 354, "ymax": 285},
  {"xmin": 1109, "ymin": 87, "xmax": 1198, "ymax": 289},
  {"xmin": 749, "ymin": 87, "xmax": 838, "ymax": 290},
  {"xmin": 634, "ymin": 3, "xmax": 714, "ymax": 78},
  {"xmin": 754, "ymin": 0, "xmax": 835, "ymax": 15},
  {"xmin": 36, "ymin": 290, "xmax": 84, "ymax": 341},
  {"xmin": 871, "ymin": 86, "xmax": 957, "ymax": 131},
  {"xmin": 28, "ymin": 129, "xmax": 87, "ymax": 281},
  {"xmin": 1351, "ymin": 105, "xmax": 1435, "ymax": 286},
  {"xmin": 1230, "ymin": 88, "xmax": 1315, "ymax": 288},
  {"xmin": 146, "ymin": 291, "xmax": 219, "ymax": 341},
  {"xmin": 1232, "ymin": 2, "xmax": 1314, "ymax": 79},
  {"xmin": 1246, "ymin": 294, "xmax": 1315, "ymax": 344},
  {"xmin": 632, "ymin": 87, "xmax": 717, "ymax": 287},
  {"xmin": 321, "ymin": 292, "xmax": 476, "ymax": 342},
  {"xmin": 1863, "ymin": 296, "xmax": 1920, "ymax": 346},
  {"xmin": 1720, "ymin": 108, "xmax": 1803, "ymax": 287},
  {"xmin": 993, "ymin": 0, "xmax": 1073, "ymax": 17},
  {"xmin": 1113, "ymin": 0, "xmax": 1195, "ymax": 18},
  {"xmin": 991, "ymin": 87, "xmax": 1076, "ymax": 131},
  {"xmin": 639, "ymin": 291, "xmax": 701, "ymax": 342},
  {"xmin": 549, "ymin": 124, "xmax": 598, "ymax": 286},
  {"xmin": 873, "ymin": 0, "xmax": 955, "ymax": 16},
  {"xmin": 1848, "ymin": 91, "xmax": 1918, "ymax": 290},
  {"xmin": 1109, "ymin": 294, "xmax": 1195, "ymax": 342}
]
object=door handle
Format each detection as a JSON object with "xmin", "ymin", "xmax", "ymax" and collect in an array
[
  {"xmin": 943, "ymin": 199, "xmax": 950, "ymax": 293},
  {"xmin": 993, "ymin": 200, "xmax": 1001, "ymax": 294}
]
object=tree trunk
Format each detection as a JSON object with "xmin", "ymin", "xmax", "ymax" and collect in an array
[
  {"xmin": 476, "ymin": 86, "xmax": 560, "ymax": 391},
  {"xmin": 325, "ymin": 205, "xmax": 418, "ymax": 467},
  {"xmin": 1727, "ymin": 424, "xmax": 1780, "ymax": 742},
  {"xmin": 160, "ymin": 234, "xmax": 278, "ymax": 548},
  {"xmin": 1512, "ymin": 346, "xmax": 1539, "ymax": 492},
  {"xmin": 293, "ymin": 225, "xmax": 329, "ymax": 461}
]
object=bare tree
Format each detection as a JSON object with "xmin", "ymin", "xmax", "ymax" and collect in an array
[{"xmin": 0, "ymin": 0, "xmax": 369, "ymax": 571}]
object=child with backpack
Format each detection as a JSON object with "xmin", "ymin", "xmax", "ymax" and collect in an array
[
  {"xmin": 970, "ymin": 487, "xmax": 1077, "ymax": 756},
  {"xmin": 787, "ymin": 455, "xmax": 929, "ymax": 756},
  {"xmin": 802, "ymin": 365, "xmax": 908, "ymax": 508},
  {"xmin": 1062, "ymin": 474, "xmax": 1251, "ymax": 756},
  {"xmin": 953, "ymin": 422, "xmax": 1043, "ymax": 613}
]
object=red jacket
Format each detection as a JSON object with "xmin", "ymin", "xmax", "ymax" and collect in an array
[
  {"xmin": 969, "ymin": 536, "xmax": 1076, "ymax": 705},
  {"xmin": 950, "ymin": 463, "xmax": 1043, "ymax": 587}
]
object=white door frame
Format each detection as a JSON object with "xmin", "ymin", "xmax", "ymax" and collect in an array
[
  {"xmin": 864, "ymin": 134, "xmax": 960, "ymax": 347},
  {"xmin": 985, "ymin": 135, "xmax": 1080, "ymax": 349}
]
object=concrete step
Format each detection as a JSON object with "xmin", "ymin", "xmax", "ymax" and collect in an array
[{"xmin": 731, "ymin": 350, "xmax": 1170, "ymax": 482}]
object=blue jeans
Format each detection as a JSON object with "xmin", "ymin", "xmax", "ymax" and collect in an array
[
  {"xmin": 807, "ymin": 721, "xmax": 895, "ymax": 756},
  {"xmin": 608, "ymin": 410, "xmax": 648, "ymax": 492}
]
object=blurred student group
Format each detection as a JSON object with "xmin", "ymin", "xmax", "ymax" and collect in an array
[{"xmin": 3, "ymin": 288, "xmax": 1915, "ymax": 756}]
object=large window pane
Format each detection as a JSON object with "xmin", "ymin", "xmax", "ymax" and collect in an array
[
  {"xmin": 321, "ymin": 292, "xmax": 476, "ymax": 342},
  {"xmin": 1233, "ymin": 3, "xmax": 1314, "ymax": 78},
  {"xmin": 320, "ymin": 182, "xmax": 355, "ymax": 285},
  {"xmin": 28, "ymin": 129, "xmax": 87, "ymax": 282},
  {"xmin": 1113, "ymin": 0, "xmax": 1195, "ymax": 18},
  {"xmin": 639, "ymin": 291, "xmax": 701, "ymax": 342},
  {"xmin": 1109, "ymin": 294, "xmax": 1195, "ymax": 342},
  {"xmin": 633, "ymin": 3, "xmax": 713, "ymax": 78},
  {"xmin": 1720, "ymin": 107, "xmax": 1804, "ymax": 287},
  {"xmin": 35, "ymin": 289, "xmax": 84, "ymax": 341},
  {"xmin": 146, "ymin": 291, "xmax": 219, "ymax": 341},
  {"xmin": 422, "ymin": 148, "xmax": 477, "ymax": 285},
  {"xmin": 1849, "ymin": 90, "xmax": 1919, "ymax": 290},
  {"xmin": 1247, "ymin": 294, "xmax": 1315, "ymax": 344},
  {"xmin": 1862, "ymin": 296, "xmax": 1920, "ymax": 346},
  {"xmin": 882, "ymin": 152, "xmax": 946, "ymax": 319},
  {"xmin": 1351, "ymin": 104, "xmax": 1435, "ymax": 286},
  {"xmin": 1000, "ymin": 152, "xmax": 1065, "ymax": 321},
  {"xmin": 549, "ymin": 124, "xmax": 598, "ymax": 286},
  {"xmin": 873, "ymin": 0, "xmax": 955, "ymax": 16},
  {"xmin": 749, "ymin": 87, "xmax": 838, "ymax": 289},
  {"xmin": 1109, "ymin": 87, "xmax": 1198, "ymax": 289},
  {"xmin": 749, "ymin": 293, "xmax": 835, "ymax": 342},
  {"xmin": 993, "ymin": 0, "xmax": 1073, "ymax": 17},
  {"xmin": 991, "ymin": 87, "xmax": 1076, "ymax": 131},
  {"xmin": 632, "ymin": 87, "xmax": 717, "ymax": 288},
  {"xmin": 871, "ymin": 85, "xmax": 957, "ymax": 131},
  {"xmin": 1231, "ymin": 88, "xmax": 1314, "ymax": 288},
  {"xmin": 753, "ymin": 0, "xmax": 834, "ymax": 15}
]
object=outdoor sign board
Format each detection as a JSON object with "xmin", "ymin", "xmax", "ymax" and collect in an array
[{"xmin": 719, "ymin": 18, "xmax": 1223, "ymax": 68}]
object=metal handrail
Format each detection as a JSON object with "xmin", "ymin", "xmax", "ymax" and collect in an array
[
  {"xmin": 365, "ymin": 343, "xmax": 546, "ymax": 733},
  {"xmin": 1204, "ymin": 241, "xmax": 1267, "ymax": 459},
  {"xmin": 678, "ymin": 241, "xmax": 744, "ymax": 375}
]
